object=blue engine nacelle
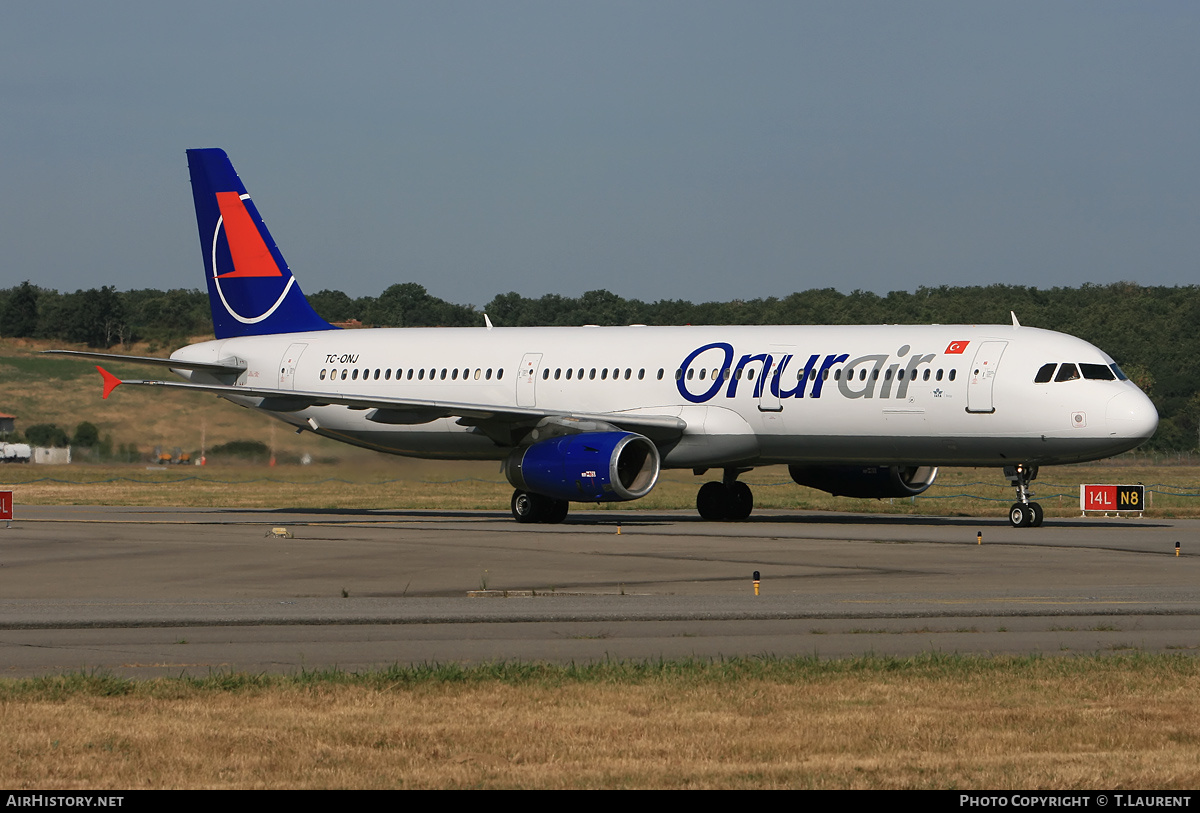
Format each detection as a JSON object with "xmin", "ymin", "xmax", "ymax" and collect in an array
[
  {"xmin": 503, "ymin": 431, "xmax": 661, "ymax": 502},
  {"xmin": 788, "ymin": 465, "xmax": 938, "ymax": 498}
]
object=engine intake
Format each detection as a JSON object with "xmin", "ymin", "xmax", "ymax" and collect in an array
[
  {"xmin": 788, "ymin": 465, "xmax": 938, "ymax": 498},
  {"xmin": 504, "ymin": 431, "xmax": 660, "ymax": 502}
]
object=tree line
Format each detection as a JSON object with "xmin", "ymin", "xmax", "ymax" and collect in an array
[{"xmin": 2, "ymin": 279, "xmax": 1197, "ymax": 451}]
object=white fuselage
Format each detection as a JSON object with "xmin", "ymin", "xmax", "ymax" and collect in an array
[{"xmin": 171, "ymin": 322, "xmax": 1158, "ymax": 469}]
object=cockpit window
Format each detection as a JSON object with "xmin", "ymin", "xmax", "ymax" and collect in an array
[
  {"xmin": 1080, "ymin": 363, "xmax": 1116, "ymax": 381},
  {"xmin": 1034, "ymin": 363, "xmax": 1056, "ymax": 384},
  {"xmin": 1054, "ymin": 363, "xmax": 1080, "ymax": 382},
  {"xmin": 1110, "ymin": 363, "xmax": 1127, "ymax": 381}
]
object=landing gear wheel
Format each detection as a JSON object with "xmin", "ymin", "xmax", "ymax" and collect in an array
[
  {"xmin": 544, "ymin": 498, "xmax": 569, "ymax": 524},
  {"xmin": 697, "ymin": 481, "xmax": 728, "ymax": 521},
  {"xmin": 512, "ymin": 490, "xmax": 541, "ymax": 523},
  {"xmin": 727, "ymin": 481, "xmax": 754, "ymax": 520},
  {"xmin": 512, "ymin": 491, "xmax": 570, "ymax": 524},
  {"xmin": 1029, "ymin": 501, "xmax": 1044, "ymax": 527},
  {"xmin": 1009, "ymin": 503, "xmax": 1032, "ymax": 528}
]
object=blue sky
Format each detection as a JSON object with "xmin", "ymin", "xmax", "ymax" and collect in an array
[{"xmin": 2, "ymin": 2, "xmax": 1197, "ymax": 307}]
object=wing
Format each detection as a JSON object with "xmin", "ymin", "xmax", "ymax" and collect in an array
[{"xmin": 93, "ymin": 367, "xmax": 688, "ymax": 444}]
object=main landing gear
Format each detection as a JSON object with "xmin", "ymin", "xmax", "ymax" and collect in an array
[
  {"xmin": 1005, "ymin": 464, "xmax": 1043, "ymax": 527},
  {"xmin": 511, "ymin": 490, "xmax": 569, "ymax": 524},
  {"xmin": 695, "ymin": 468, "xmax": 754, "ymax": 521}
]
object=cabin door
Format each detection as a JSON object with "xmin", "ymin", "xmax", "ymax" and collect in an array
[
  {"xmin": 278, "ymin": 343, "xmax": 307, "ymax": 390},
  {"xmin": 517, "ymin": 353, "xmax": 542, "ymax": 407},
  {"xmin": 965, "ymin": 341, "xmax": 1007, "ymax": 414}
]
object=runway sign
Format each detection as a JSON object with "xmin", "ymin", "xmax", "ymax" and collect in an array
[
  {"xmin": 1080, "ymin": 484, "xmax": 1144, "ymax": 515},
  {"xmin": 0, "ymin": 491, "xmax": 11, "ymax": 521}
]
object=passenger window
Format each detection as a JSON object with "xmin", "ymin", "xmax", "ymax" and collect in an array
[
  {"xmin": 475, "ymin": 369, "xmax": 481, "ymax": 380},
  {"xmin": 1054, "ymin": 363, "xmax": 1080, "ymax": 382},
  {"xmin": 922, "ymin": 369, "xmax": 930, "ymax": 381},
  {"xmin": 554, "ymin": 369, "xmax": 561, "ymax": 380},
  {"xmin": 639, "ymin": 369, "xmax": 645, "ymax": 380},
  {"xmin": 566, "ymin": 368, "xmax": 573, "ymax": 380},
  {"xmin": 542, "ymin": 368, "xmax": 549, "ymax": 380},
  {"xmin": 497, "ymin": 369, "xmax": 504, "ymax": 380},
  {"xmin": 625, "ymin": 369, "xmax": 632, "ymax": 380},
  {"xmin": 352, "ymin": 369, "xmax": 359, "ymax": 381},
  {"xmin": 1080, "ymin": 363, "xmax": 1115, "ymax": 381},
  {"xmin": 407, "ymin": 369, "xmax": 414, "ymax": 380},
  {"xmin": 949, "ymin": 369, "xmax": 956, "ymax": 381},
  {"xmin": 592, "ymin": 369, "xmax": 598, "ymax": 380},
  {"xmin": 320, "ymin": 370, "xmax": 327, "ymax": 381},
  {"xmin": 1034, "ymin": 363, "xmax": 1056, "ymax": 384}
]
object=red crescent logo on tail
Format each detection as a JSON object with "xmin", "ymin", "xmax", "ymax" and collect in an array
[{"xmin": 214, "ymin": 192, "xmax": 283, "ymax": 278}]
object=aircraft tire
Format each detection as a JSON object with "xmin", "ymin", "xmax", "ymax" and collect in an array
[
  {"xmin": 726, "ymin": 481, "xmax": 753, "ymax": 520},
  {"xmin": 1009, "ymin": 503, "xmax": 1032, "ymax": 528},
  {"xmin": 544, "ymin": 498, "xmax": 570, "ymax": 524},
  {"xmin": 696, "ymin": 481, "xmax": 728, "ymax": 521},
  {"xmin": 1029, "ymin": 502, "xmax": 1044, "ymax": 527},
  {"xmin": 512, "ymin": 490, "xmax": 543, "ymax": 523}
]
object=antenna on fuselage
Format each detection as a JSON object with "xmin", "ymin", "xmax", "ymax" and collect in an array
[
  {"xmin": 1011, "ymin": 311, "xmax": 1021, "ymax": 328},
  {"xmin": 484, "ymin": 313, "xmax": 494, "ymax": 330}
]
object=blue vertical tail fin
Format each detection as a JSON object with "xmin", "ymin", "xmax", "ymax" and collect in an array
[{"xmin": 187, "ymin": 148, "xmax": 336, "ymax": 339}]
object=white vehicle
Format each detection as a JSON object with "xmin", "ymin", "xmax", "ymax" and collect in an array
[
  {"xmin": 52, "ymin": 149, "xmax": 1158, "ymax": 527},
  {"xmin": 0, "ymin": 443, "xmax": 31, "ymax": 463}
]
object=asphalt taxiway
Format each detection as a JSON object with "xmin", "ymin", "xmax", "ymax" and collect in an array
[{"xmin": 1, "ymin": 505, "xmax": 1197, "ymax": 677}]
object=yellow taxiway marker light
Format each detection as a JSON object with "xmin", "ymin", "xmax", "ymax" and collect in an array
[
  {"xmin": 977, "ymin": 531, "xmax": 982, "ymax": 545},
  {"xmin": 753, "ymin": 570, "xmax": 760, "ymax": 596}
]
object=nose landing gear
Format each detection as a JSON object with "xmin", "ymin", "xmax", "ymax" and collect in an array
[{"xmin": 1004, "ymin": 464, "xmax": 1043, "ymax": 527}]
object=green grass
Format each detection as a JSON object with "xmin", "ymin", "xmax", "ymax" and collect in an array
[{"xmin": 4, "ymin": 653, "xmax": 1198, "ymax": 698}]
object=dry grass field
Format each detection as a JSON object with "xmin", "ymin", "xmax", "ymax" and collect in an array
[
  {"xmin": 3, "ymin": 459, "xmax": 1199, "ymax": 519},
  {"xmin": 2, "ymin": 656, "xmax": 1199, "ymax": 789}
]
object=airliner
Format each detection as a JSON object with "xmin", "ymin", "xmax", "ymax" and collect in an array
[{"xmin": 51, "ymin": 149, "xmax": 1159, "ymax": 527}]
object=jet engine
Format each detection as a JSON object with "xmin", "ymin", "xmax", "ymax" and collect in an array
[
  {"xmin": 788, "ymin": 465, "xmax": 938, "ymax": 498},
  {"xmin": 504, "ymin": 431, "xmax": 661, "ymax": 502}
]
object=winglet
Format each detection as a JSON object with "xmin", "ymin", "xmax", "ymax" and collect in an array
[{"xmin": 97, "ymin": 366, "xmax": 122, "ymax": 399}]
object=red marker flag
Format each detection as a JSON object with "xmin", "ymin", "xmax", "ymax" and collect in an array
[{"xmin": 944, "ymin": 340, "xmax": 970, "ymax": 354}]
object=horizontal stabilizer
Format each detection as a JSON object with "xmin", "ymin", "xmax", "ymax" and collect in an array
[{"xmin": 44, "ymin": 350, "xmax": 246, "ymax": 375}]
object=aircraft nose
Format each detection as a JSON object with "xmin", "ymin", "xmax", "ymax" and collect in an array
[{"xmin": 1106, "ymin": 388, "xmax": 1158, "ymax": 442}]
